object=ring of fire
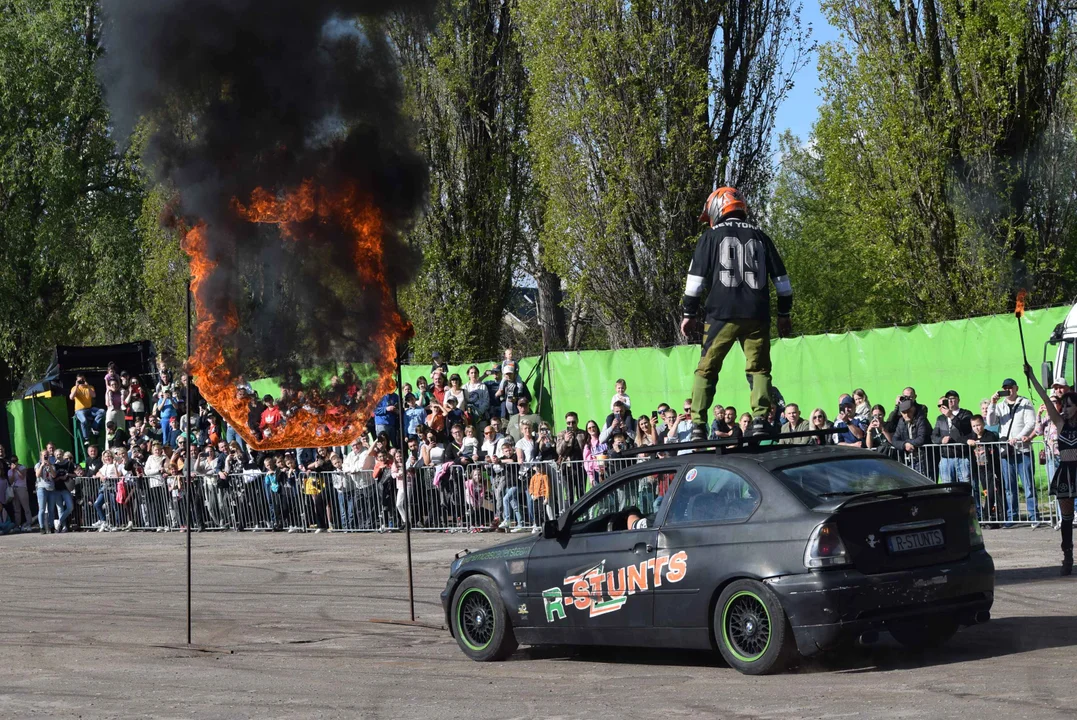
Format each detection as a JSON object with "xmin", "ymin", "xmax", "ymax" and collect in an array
[{"xmin": 182, "ymin": 180, "xmax": 410, "ymax": 451}]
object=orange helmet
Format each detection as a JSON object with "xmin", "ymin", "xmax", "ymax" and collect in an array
[{"xmin": 699, "ymin": 186, "xmax": 747, "ymax": 226}]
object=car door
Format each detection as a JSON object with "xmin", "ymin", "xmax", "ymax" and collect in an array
[
  {"xmin": 526, "ymin": 466, "xmax": 678, "ymax": 638},
  {"xmin": 653, "ymin": 463, "xmax": 762, "ymax": 631}
]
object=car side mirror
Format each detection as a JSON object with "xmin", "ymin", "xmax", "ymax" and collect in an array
[
  {"xmin": 542, "ymin": 519, "xmax": 559, "ymax": 540},
  {"xmin": 557, "ymin": 510, "xmax": 571, "ymax": 533},
  {"xmin": 1042, "ymin": 361, "xmax": 1054, "ymax": 390}
]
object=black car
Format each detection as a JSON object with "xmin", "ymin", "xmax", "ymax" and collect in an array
[{"xmin": 441, "ymin": 444, "xmax": 994, "ymax": 674}]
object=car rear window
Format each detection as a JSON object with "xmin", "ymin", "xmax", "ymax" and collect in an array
[{"xmin": 773, "ymin": 457, "xmax": 932, "ymax": 508}]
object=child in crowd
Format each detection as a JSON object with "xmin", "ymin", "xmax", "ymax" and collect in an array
[
  {"xmin": 610, "ymin": 378, "xmax": 631, "ymax": 411},
  {"xmin": 425, "ymin": 401, "xmax": 446, "ymax": 438},
  {"xmin": 495, "ymin": 348, "xmax": 518, "ymax": 401},
  {"xmin": 499, "ymin": 347, "xmax": 517, "ymax": 378},
  {"xmin": 404, "ymin": 393, "xmax": 426, "ymax": 440},
  {"xmin": 445, "ymin": 397, "xmax": 465, "ymax": 429},
  {"xmin": 464, "ymin": 465, "xmax": 486, "ymax": 530},
  {"xmin": 460, "ymin": 425, "xmax": 480, "ymax": 458},
  {"xmin": 264, "ymin": 456, "xmax": 283, "ymax": 531}
]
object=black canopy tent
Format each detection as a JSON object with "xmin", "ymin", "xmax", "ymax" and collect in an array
[
  {"xmin": 52, "ymin": 341, "xmax": 159, "ymax": 395},
  {"xmin": 15, "ymin": 342, "xmax": 158, "ymax": 452}
]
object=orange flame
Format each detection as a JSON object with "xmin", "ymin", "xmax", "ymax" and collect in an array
[
  {"xmin": 1015, "ymin": 289, "xmax": 1027, "ymax": 318},
  {"xmin": 182, "ymin": 181, "xmax": 410, "ymax": 450}
]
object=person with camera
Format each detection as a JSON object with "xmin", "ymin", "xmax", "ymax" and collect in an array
[
  {"xmin": 50, "ymin": 449, "xmax": 76, "ymax": 532},
  {"xmin": 986, "ymin": 377, "xmax": 1041, "ymax": 527},
  {"xmin": 556, "ymin": 412, "xmax": 588, "ymax": 505},
  {"xmin": 880, "ymin": 398, "xmax": 929, "ymax": 473},
  {"xmin": 884, "ymin": 387, "xmax": 929, "ymax": 435},
  {"xmin": 34, "ymin": 449, "xmax": 58, "ymax": 534},
  {"xmin": 679, "ymin": 187, "xmax": 794, "ymax": 441},
  {"xmin": 932, "ymin": 390, "xmax": 974, "ymax": 485},
  {"xmin": 70, "ymin": 374, "xmax": 105, "ymax": 444},
  {"xmin": 863, "ymin": 404, "xmax": 894, "ymax": 455},
  {"xmin": 834, "ymin": 395, "xmax": 867, "ymax": 447},
  {"xmin": 155, "ymin": 388, "xmax": 180, "ymax": 447},
  {"xmin": 635, "ymin": 413, "xmax": 660, "ymax": 449},
  {"xmin": 601, "ymin": 400, "xmax": 637, "ymax": 444}
]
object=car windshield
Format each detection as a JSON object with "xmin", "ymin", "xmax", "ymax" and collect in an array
[{"xmin": 774, "ymin": 457, "xmax": 931, "ymax": 509}]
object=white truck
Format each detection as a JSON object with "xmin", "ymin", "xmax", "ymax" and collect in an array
[{"xmin": 1043, "ymin": 303, "xmax": 1077, "ymax": 388}]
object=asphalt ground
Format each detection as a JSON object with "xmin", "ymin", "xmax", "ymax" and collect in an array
[{"xmin": 1, "ymin": 526, "xmax": 1074, "ymax": 719}]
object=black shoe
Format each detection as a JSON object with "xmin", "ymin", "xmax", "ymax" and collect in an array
[
  {"xmin": 1063, "ymin": 550, "xmax": 1073, "ymax": 576},
  {"xmin": 690, "ymin": 424, "xmax": 707, "ymax": 442},
  {"xmin": 748, "ymin": 417, "xmax": 773, "ymax": 438}
]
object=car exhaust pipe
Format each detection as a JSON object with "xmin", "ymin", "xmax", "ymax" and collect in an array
[
  {"xmin": 856, "ymin": 630, "xmax": 879, "ymax": 647},
  {"xmin": 975, "ymin": 610, "xmax": 990, "ymax": 624}
]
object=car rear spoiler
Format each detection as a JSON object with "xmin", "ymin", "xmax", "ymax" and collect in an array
[
  {"xmin": 826, "ymin": 483, "xmax": 970, "ymax": 512},
  {"xmin": 622, "ymin": 429, "xmax": 836, "ymax": 456}
]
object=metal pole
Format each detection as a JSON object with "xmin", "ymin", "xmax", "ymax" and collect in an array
[
  {"xmin": 185, "ymin": 280, "xmax": 193, "ymax": 646},
  {"xmin": 397, "ymin": 334, "xmax": 415, "ymax": 622},
  {"xmin": 30, "ymin": 394, "xmax": 42, "ymax": 456}
]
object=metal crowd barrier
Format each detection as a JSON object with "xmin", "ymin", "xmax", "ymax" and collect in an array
[
  {"xmin": 68, "ymin": 440, "xmax": 1060, "ymax": 532},
  {"xmin": 70, "ymin": 459, "xmax": 647, "ymax": 533},
  {"xmin": 880, "ymin": 439, "xmax": 1056, "ymax": 527}
]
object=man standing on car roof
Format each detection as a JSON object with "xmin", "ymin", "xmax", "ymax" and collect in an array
[{"xmin": 680, "ymin": 187, "xmax": 793, "ymax": 441}]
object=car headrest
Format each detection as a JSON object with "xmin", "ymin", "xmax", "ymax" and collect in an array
[{"xmin": 686, "ymin": 492, "xmax": 724, "ymax": 522}]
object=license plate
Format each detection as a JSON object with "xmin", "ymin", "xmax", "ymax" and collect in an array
[{"xmin": 887, "ymin": 528, "xmax": 944, "ymax": 553}]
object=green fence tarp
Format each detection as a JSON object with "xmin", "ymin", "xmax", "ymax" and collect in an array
[
  {"xmin": 6, "ymin": 394, "xmax": 72, "ymax": 464},
  {"xmin": 10, "ymin": 305, "xmax": 1068, "ymax": 455},
  {"xmin": 404, "ymin": 305, "xmax": 1071, "ymax": 430}
]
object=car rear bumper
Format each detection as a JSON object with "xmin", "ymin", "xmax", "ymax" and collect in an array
[{"xmin": 766, "ymin": 548, "xmax": 994, "ymax": 656}]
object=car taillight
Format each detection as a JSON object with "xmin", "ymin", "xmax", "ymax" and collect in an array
[
  {"xmin": 969, "ymin": 504, "xmax": 983, "ymax": 547},
  {"xmin": 804, "ymin": 522, "xmax": 849, "ymax": 568}
]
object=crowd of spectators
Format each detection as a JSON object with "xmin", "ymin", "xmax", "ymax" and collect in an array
[{"xmin": 0, "ymin": 348, "xmax": 1067, "ymax": 535}]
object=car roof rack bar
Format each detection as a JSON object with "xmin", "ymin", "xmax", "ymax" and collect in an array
[{"xmin": 622, "ymin": 429, "xmax": 836, "ymax": 456}]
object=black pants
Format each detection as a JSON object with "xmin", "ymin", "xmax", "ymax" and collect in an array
[
  {"xmin": 148, "ymin": 486, "xmax": 170, "ymax": 527},
  {"xmin": 305, "ymin": 494, "xmax": 328, "ymax": 530},
  {"xmin": 357, "ymin": 485, "xmax": 377, "ymax": 529}
]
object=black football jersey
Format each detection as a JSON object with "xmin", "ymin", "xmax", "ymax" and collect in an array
[{"xmin": 681, "ymin": 218, "xmax": 792, "ymax": 321}]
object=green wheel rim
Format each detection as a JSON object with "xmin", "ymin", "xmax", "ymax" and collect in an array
[
  {"xmin": 722, "ymin": 590, "xmax": 772, "ymax": 663},
  {"xmin": 457, "ymin": 588, "xmax": 496, "ymax": 652}
]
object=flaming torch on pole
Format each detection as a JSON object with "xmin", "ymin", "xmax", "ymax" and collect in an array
[{"xmin": 1015, "ymin": 289, "xmax": 1030, "ymax": 388}]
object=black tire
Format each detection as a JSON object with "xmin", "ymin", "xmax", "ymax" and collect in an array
[
  {"xmin": 714, "ymin": 579, "xmax": 795, "ymax": 675},
  {"xmin": 451, "ymin": 575, "xmax": 518, "ymax": 661},
  {"xmin": 888, "ymin": 615, "xmax": 959, "ymax": 650}
]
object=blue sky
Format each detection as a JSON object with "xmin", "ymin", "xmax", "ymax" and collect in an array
[{"xmin": 772, "ymin": 1, "xmax": 842, "ymax": 142}]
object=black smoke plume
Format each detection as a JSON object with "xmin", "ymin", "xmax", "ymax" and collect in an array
[{"xmin": 97, "ymin": 1, "xmax": 431, "ymax": 377}]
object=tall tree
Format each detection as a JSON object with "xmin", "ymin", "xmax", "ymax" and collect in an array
[
  {"xmin": 390, "ymin": 0, "xmax": 538, "ymax": 363},
  {"xmin": 520, "ymin": 0, "xmax": 810, "ymax": 348},
  {"xmin": 781, "ymin": 0, "xmax": 1077, "ymax": 328},
  {"xmin": 0, "ymin": 0, "xmax": 144, "ymax": 393}
]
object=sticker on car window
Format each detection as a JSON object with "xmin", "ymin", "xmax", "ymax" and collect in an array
[{"xmin": 685, "ymin": 469, "xmax": 698, "ymax": 483}]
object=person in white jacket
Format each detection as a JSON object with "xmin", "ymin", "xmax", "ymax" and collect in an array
[{"xmin": 986, "ymin": 378, "xmax": 1042, "ymax": 526}]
